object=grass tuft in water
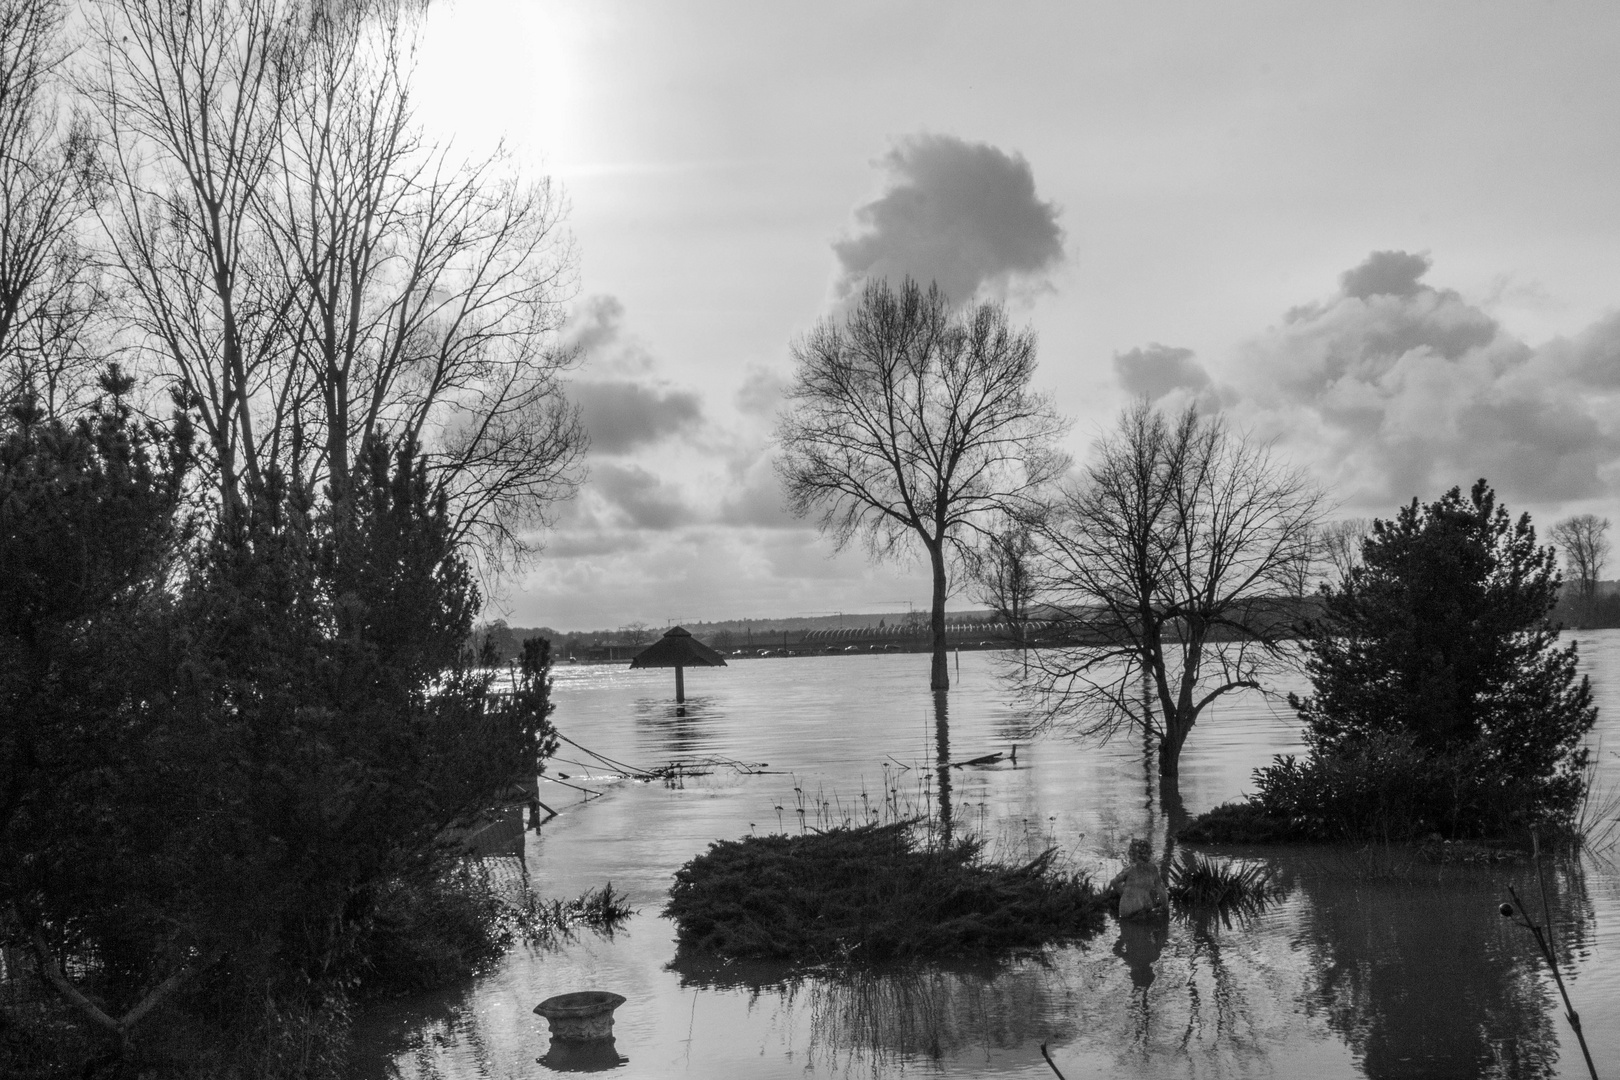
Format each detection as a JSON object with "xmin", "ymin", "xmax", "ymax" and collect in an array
[
  {"xmin": 1167, "ymin": 851, "xmax": 1275, "ymax": 909},
  {"xmin": 507, "ymin": 882, "xmax": 634, "ymax": 945},
  {"xmin": 1575, "ymin": 748, "xmax": 1620, "ymax": 861},
  {"xmin": 664, "ymin": 821, "xmax": 1106, "ymax": 965}
]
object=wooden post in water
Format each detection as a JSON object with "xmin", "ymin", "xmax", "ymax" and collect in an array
[{"xmin": 675, "ymin": 664, "xmax": 685, "ymax": 703}]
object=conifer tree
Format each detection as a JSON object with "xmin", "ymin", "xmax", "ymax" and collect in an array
[{"xmin": 1291, "ymin": 479, "xmax": 1595, "ymax": 830}]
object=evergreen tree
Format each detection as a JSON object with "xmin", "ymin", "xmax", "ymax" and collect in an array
[{"xmin": 1288, "ymin": 479, "xmax": 1595, "ymax": 833}]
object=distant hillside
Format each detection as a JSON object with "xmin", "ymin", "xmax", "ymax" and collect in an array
[
  {"xmin": 471, "ymin": 598, "xmax": 1331, "ymax": 663},
  {"xmin": 471, "ymin": 609, "xmax": 1014, "ymax": 662}
]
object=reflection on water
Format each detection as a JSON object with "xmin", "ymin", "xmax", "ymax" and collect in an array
[
  {"xmin": 935, "ymin": 690, "xmax": 953, "ymax": 839},
  {"xmin": 1114, "ymin": 917, "xmax": 1167, "ymax": 992},
  {"xmin": 352, "ymin": 641, "xmax": 1620, "ymax": 1079},
  {"xmin": 1292, "ymin": 855, "xmax": 1590, "ymax": 1079},
  {"xmin": 673, "ymin": 957, "xmax": 1087, "ymax": 1075},
  {"xmin": 633, "ymin": 696, "xmax": 719, "ymax": 757}
]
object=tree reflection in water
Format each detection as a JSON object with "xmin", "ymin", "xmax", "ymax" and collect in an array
[
  {"xmin": 632, "ymin": 695, "xmax": 720, "ymax": 757},
  {"xmin": 934, "ymin": 690, "xmax": 953, "ymax": 840},
  {"xmin": 1291, "ymin": 853, "xmax": 1594, "ymax": 1079},
  {"xmin": 672, "ymin": 957, "xmax": 1083, "ymax": 1076}
]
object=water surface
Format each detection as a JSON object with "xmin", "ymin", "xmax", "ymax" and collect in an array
[{"xmin": 352, "ymin": 633, "xmax": 1620, "ymax": 1079}]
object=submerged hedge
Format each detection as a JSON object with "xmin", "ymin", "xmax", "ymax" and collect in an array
[{"xmin": 663, "ymin": 821, "xmax": 1107, "ymax": 965}]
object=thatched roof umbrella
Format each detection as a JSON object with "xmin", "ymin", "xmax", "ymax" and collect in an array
[{"xmin": 629, "ymin": 626, "xmax": 727, "ymax": 704}]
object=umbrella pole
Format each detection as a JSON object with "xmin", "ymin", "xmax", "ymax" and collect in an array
[{"xmin": 675, "ymin": 665, "xmax": 685, "ymax": 704}]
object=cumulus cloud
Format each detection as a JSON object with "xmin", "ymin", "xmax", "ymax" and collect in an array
[
  {"xmin": 1339, "ymin": 249, "xmax": 1433, "ymax": 300},
  {"xmin": 834, "ymin": 134, "xmax": 1064, "ymax": 304},
  {"xmin": 1236, "ymin": 250, "xmax": 1620, "ymax": 511},
  {"xmin": 1114, "ymin": 343, "xmax": 1211, "ymax": 401}
]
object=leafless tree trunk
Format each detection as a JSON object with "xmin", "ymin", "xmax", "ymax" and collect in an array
[
  {"xmin": 1551, "ymin": 514, "xmax": 1610, "ymax": 621},
  {"xmin": 1021, "ymin": 400, "xmax": 1323, "ymax": 792},
  {"xmin": 775, "ymin": 277, "xmax": 1069, "ymax": 691},
  {"xmin": 0, "ymin": 0, "xmax": 102, "ymax": 420}
]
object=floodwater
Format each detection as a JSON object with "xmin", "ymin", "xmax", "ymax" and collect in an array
[{"xmin": 351, "ymin": 633, "xmax": 1620, "ymax": 1079}]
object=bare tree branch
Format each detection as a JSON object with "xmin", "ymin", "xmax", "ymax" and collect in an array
[
  {"xmin": 82, "ymin": 0, "xmax": 583, "ymax": 568},
  {"xmin": 0, "ymin": 0, "xmax": 104, "ymax": 420},
  {"xmin": 1317, "ymin": 516, "xmax": 1370, "ymax": 588}
]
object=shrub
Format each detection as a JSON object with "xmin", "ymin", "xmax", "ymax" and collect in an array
[
  {"xmin": 664, "ymin": 821, "xmax": 1106, "ymax": 965},
  {"xmin": 359, "ymin": 865, "xmax": 633, "ymax": 998},
  {"xmin": 359, "ymin": 863, "xmax": 514, "ymax": 997},
  {"xmin": 1177, "ymin": 802, "xmax": 1297, "ymax": 845},
  {"xmin": 1282, "ymin": 481, "xmax": 1595, "ymax": 840}
]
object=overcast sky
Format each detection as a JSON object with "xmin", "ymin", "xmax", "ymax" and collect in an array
[{"xmin": 415, "ymin": 1, "xmax": 1620, "ymax": 631}]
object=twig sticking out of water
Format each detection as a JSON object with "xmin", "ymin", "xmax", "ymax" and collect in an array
[
  {"xmin": 1039, "ymin": 1041, "xmax": 1069, "ymax": 1079},
  {"xmin": 1500, "ymin": 884, "xmax": 1598, "ymax": 1080},
  {"xmin": 553, "ymin": 731, "xmax": 767, "ymax": 782}
]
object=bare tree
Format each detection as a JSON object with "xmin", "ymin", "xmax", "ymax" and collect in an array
[
  {"xmin": 83, "ymin": 0, "xmax": 298, "ymax": 516},
  {"xmin": 775, "ymin": 277, "xmax": 1069, "ymax": 690},
  {"xmin": 83, "ymin": 0, "xmax": 582, "ymax": 563},
  {"xmin": 0, "ymin": 0, "xmax": 102, "ymax": 419},
  {"xmin": 264, "ymin": 0, "xmax": 582, "ymax": 565},
  {"xmin": 1551, "ymin": 513, "xmax": 1610, "ymax": 611},
  {"xmin": 1021, "ymin": 401, "xmax": 1323, "ymax": 794},
  {"xmin": 1317, "ymin": 516, "xmax": 1371, "ymax": 587},
  {"xmin": 970, "ymin": 514, "xmax": 1039, "ymax": 672}
]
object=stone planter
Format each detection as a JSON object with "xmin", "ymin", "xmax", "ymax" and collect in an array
[{"xmin": 533, "ymin": 991, "xmax": 626, "ymax": 1042}]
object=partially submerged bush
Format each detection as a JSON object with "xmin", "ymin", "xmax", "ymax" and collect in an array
[
  {"xmin": 1185, "ymin": 725, "xmax": 1594, "ymax": 847},
  {"xmin": 1178, "ymin": 801, "xmax": 1298, "ymax": 845},
  {"xmin": 360, "ymin": 864, "xmax": 632, "ymax": 997},
  {"xmin": 664, "ymin": 821, "xmax": 1106, "ymax": 965}
]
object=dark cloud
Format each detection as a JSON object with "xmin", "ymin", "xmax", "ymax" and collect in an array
[
  {"xmin": 1114, "ymin": 343, "xmax": 1210, "ymax": 400},
  {"xmin": 834, "ymin": 134, "xmax": 1064, "ymax": 304},
  {"xmin": 560, "ymin": 293, "xmax": 704, "ymax": 453},
  {"xmin": 1340, "ymin": 250, "xmax": 1433, "ymax": 299},
  {"xmin": 1542, "ymin": 310, "xmax": 1620, "ymax": 389},
  {"xmin": 562, "ymin": 292, "xmax": 656, "ymax": 376},
  {"xmin": 544, "ymin": 529, "xmax": 650, "ymax": 560},
  {"xmin": 1238, "ymin": 254, "xmax": 1620, "ymax": 510},
  {"xmin": 571, "ymin": 379, "xmax": 702, "ymax": 454},
  {"xmin": 592, "ymin": 463, "xmax": 694, "ymax": 530}
]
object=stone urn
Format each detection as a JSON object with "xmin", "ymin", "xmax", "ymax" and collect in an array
[{"xmin": 533, "ymin": 991, "xmax": 626, "ymax": 1042}]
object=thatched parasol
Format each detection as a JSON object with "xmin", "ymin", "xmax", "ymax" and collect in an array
[{"xmin": 629, "ymin": 626, "xmax": 727, "ymax": 704}]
